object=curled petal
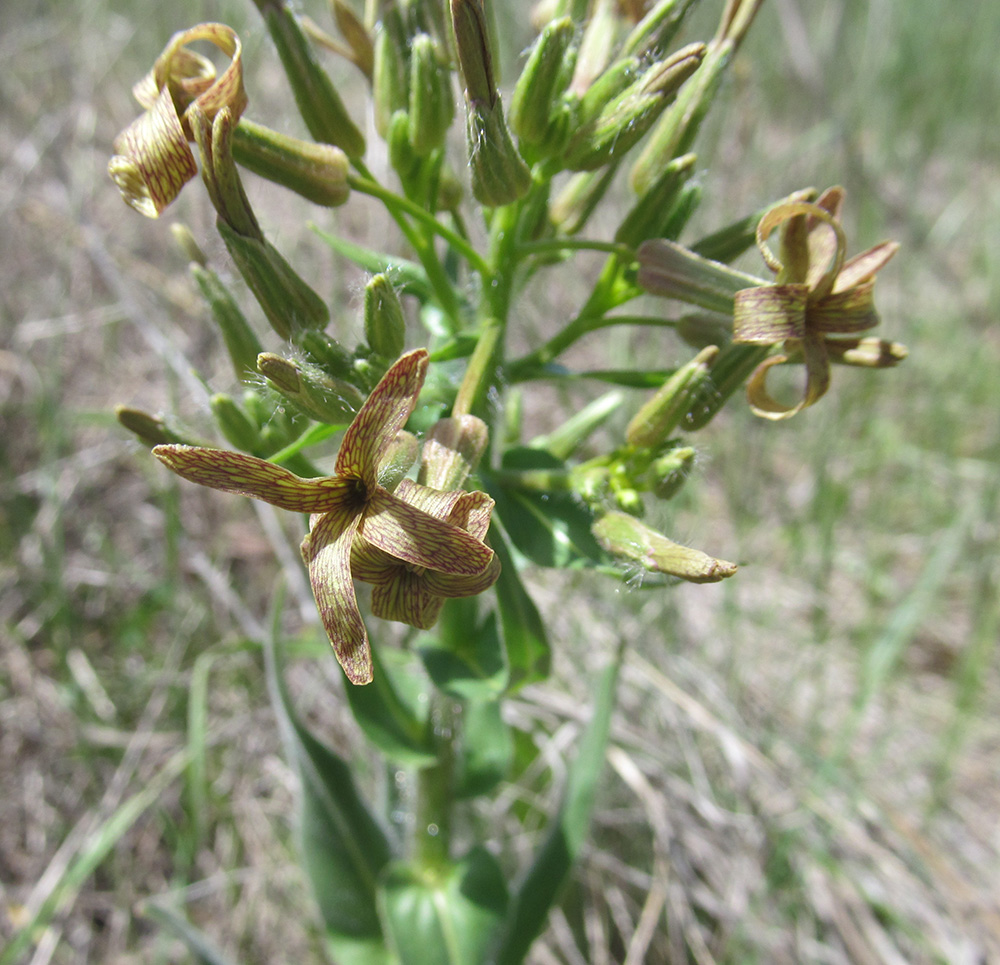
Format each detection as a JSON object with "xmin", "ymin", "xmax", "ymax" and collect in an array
[
  {"xmin": 336, "ymin": 350, "xmax": 429, "ymax": 487},
  {"xmin": 733, "ymin": 284, "xmax": 808, "ymax": 344},
  {"xmin": 152, "ymin": 445, "xmax": 359, "ymax": 512},
  {"xmin": 362, "ymin": 487, "xmax": 495, "ymax": 575},
  {"xmin": 756, "ymin": 198, "xmax": 845, "ymax": 294},
  {"xmin": 825, "ymin": 337, "xmax": 908, "ymax": 367},
  {"xmin": 423, "ymin": 554, "xmax": 501, "ymax": 598},
  {"xmin": 303, "ymin": 511, "xmax": 371, "ymax": 684},
  {"xmin": 370, "ymin": 570, "xmax": 445, "ymax": 631},
  {"xmin": 109, "ymin": 84, "xmax": 198, "ymax": 217},
  {"xmin": 808, "ymin": 282, "xmax": 881, "ymax": 334},
  {"xmin": 745, "ymin": 334, "xmax": 831, "ymax": 420},
  {"xmin": 446, "ymin": 490, "xmax": 495, "ymax": 542},
  {"xmin": 833, "ymin": 240, "xmax": 899, "ymax": 292}
]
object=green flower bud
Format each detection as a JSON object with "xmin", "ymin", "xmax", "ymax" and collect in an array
[
  {"xmin": 256, "ymin": 0, "xmax": 366, "ymax": 157},
  {"xmin": 231, "ymin": 119, "xmax": 350, "ymax": 207},
  {"xmin": 451, "ymin": 0, "xmax": 497, "ymax": 109},
  {"xmin": 116, "ymin": 406, "xmax": 197, "ymax": 447},
  {"xmin": 387, "ymin": 109, "xmax": 421, "ymax": 186},
  {"xmin": 297, "ymin": 331, "xmax": 356, "ymax": 380},
  {"xmin": 418, "ymin": 415, "xmax": 490, "ymax": 491},
  {"xmin": 372, "ymin": 8, "xmax": 410, "ymax": 137},
  {"xmin": 620, "ymin": 0, "xmax": 698, "ymax": 60},
  {"xmin": 189, "ymin": 263, "xmax": 263, "ymax": 383},
  {"xmin": 465, "ymin": 98, "xmax": 532, "ymax": 207},
  {"xmin": 564, "ymin": 43, "xmax": 706, "ymax": 171},
  {"xmin": 509, "ymin": 17, "xmax": 576, "ymax": 154},
  {"xmin": 217, "ymin": 219, "xmax": 330, "ymax": 340},
  {"xmin": 614, "ymin": 151, "xmax": 696, "ymax": 247},
  {"xmin": 257, "ymin": 353, "xmax": 363, "ymax": 424},
  {"xmin": 681, "ymin": 343, "xmax": 769, "ymax": 430},
  {"xmin": 648, "ymin": 445, "xmax": 695, "ymax": 500},
  {"xmin": 593, "ymin": 511, "xmax": 737, "ymax": 583},
  {"xmin": 626, "ymin": 345, "xmax": 718, "ymax": 448},
  {"xmin": 549, "ymin": 166, "xmax": 618, "ymax": 235},
  {"xmin": 210, "ymin": 393, "xmax": 262, "ymax": 451},
  {"xmin": 377, "ymin": 430, "xmax": 420, "ymax": 492},
  {"xmin": 364, "ymin": 274, "xmax": 407, "ymax": 360},
  {"xmin": 331, "ymin": 0, "xmax": 374, "ymax": 78},
  {"xmin": 170, "ymin": 224, "xmax": 208, "ymax": 266},
  {"xmin": 530, "ymin": 390, "xmax": 623, "ymax": 460},
  {"xmin": 408, "ymin": 33, "xmax": 454, "ymax": 156}
]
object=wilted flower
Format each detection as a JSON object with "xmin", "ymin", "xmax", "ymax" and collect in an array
[
  {"xmin": 732, "ymin": 186, "xmax": 904, "ymax": 419},
  {"xmin": 153, "ymin": 350, "xmax": 496, "ymax": 684}
]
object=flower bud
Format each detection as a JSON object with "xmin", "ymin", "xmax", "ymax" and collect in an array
[
  {"xmin": 508, "ymin": 17, "xmax": 576, "ymax": 154},
  {"xmin": 626, "ymin": 345, "xmax": 718, "ymax": 448},
  {"xmin": 217, "ymin": 220, "xmax": 329, "ymax": 340},
  {"xmin": 614, "ymin": 152, "xmax": 696, "ymax": 247},
  {"xmin": 256, "ymin": 0, "xmax": 366, "ymax": 157},
  {"xmin": 387, "ymin": 109, "xmax": 421, "ymax": 186},
  {"xmin": 564, "ymin": 43, "xmax": 705, "ymax": 171},
  {"xmin": 648, "ymin": 445, "xmax": 695, "ymax": 500},
  {"xmin": 297, "ymin": 331, "xmax": 356, "ymax": 380},
  {"xmin": 377, "ymin": 430, "xmax": 420, "ymax": 492},
  {"xmin": 189, "ymin": 262, "xmax": 264, "ymax": 383},
  {"xmin": 210, "ymin": 393, "xmax": 262, "ymax": 451},
  {"xmin": 170, "ymin": 223, "xmax": 208, "ymax": 266},
  {"xmin": 451, "ymin": 0, "xmax": 497, "ymax": 109},
  {"xmin": 372, "ymin": 8, "xmax": 409, "ymax": 137},
  {"xmin": 332, "ymin": 0, "xmax": 374, "ymax": 78},
  {"xmin": 620, "ymin": 0, "xmax": 697, "ymax": 60},
  {"xmin": 230, "ymin": 119, "xmax": 350, "ymax": 207},
  {"xmin": 681, "ymin": 344, "xmax": 769, "ymax": 430},
  {"xmin": 257, "ymin": 353, "xmax": 363, "ymax": 423},
  {"xmin": 530, "ymin": 391, "xmax": 623, "ymax": 460},
  {"xmin": 465, "ymin": 99, "xmax": 532, "ymax": 207},
  {"xmin": 116, "ymin": 406, "xmax": 197, "ymax": 447},
  {"xmin": 364, "ymin": 274, "xmax": 407, "ymax": 360},
  {"xmin": 550, "ymin": 167, "xmax": 618, "ymax": 235},
  {"xmin": 593, "ymin": 511, "xmax": 737, "ymax": 583},
  {"xmin": 408, "ymin": 33, "xmax": 454, "ymax": 156},
  {"xmin": 419, "ymin": 415, "xmax": 489, "ymax": 490}
]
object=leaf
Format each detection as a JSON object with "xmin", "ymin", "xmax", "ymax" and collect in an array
[
  {"xmin": 455, "ymin": 697, "xmax": 513, "ymax": 800},
  {"xmin": 380, "ymin": 848, "xmax": 509, "ymax": 965},
  {"xmin": 486, "ymin": 448, "xmax": 603, "ymax": 570},
  {"xmin": 311, "ymin": 224, "xmax": 432, "ymax": 300},
  {"xmin": 490, "ymin": 648, "xmax": 622, "ymax": 965},
  {"xmin": 345, "ymin": 647, "xmax": 437, "ymax": 768},
  {"xmin": 490, "ymin": 528, "xmax": 551, "ymax": 691},
  {"xmin": 419, "ymin": 607, "xmax": 508, "ymax": 701},
  {"xmin": 264, "ymin": 624, "xmax": 393, "ymax": 944}
]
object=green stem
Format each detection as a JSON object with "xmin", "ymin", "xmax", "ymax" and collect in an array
[{"xmin": 516, "ymin": 238, "xmax": 636, "ymax": 260}]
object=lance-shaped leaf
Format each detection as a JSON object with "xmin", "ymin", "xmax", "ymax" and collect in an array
[{"xmin": 154, "ymin": 350, "xmax": 497, "ymax": 685}]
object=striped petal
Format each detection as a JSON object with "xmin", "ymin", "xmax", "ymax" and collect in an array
[
  {"xmin": 370, "ymin": 570, "xmax": 445, "ymax": 631},
  {"xmin": 303, "ymin": 510, "xmax": 371, "ymax": 684},
  {"xmin": 361, "ymin": 487, "xmax": 495, "ymax": 575},
  {"xmin": 833, "ymin": 240, "xmax": 899, "ymax": 292},
  {"xmin": 336, "ymin": 350, "xmax": 429, "ymax": 487},
  {"xmin": 423, "ymin": 554, "xmax": 501, "ymax": 598},
  {"xmin": 745, "ymin": 334, "xmax": 831, "ymax": 420},
  {"xmin": 153, "ymin": 445, "xmax": 359, "ymax": 513},
  {"xmin": 733, "ymin": 284, "xmax": 808, "ymax": 344}
]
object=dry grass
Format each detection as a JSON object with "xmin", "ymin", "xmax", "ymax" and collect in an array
[{"xmin": 3, "ymin": 0, "xmax": 999, "ymax": 963}]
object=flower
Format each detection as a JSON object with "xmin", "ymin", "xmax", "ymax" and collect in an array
[
  {"xmin": 153, "ymin": 350, "xmax": 496, "ymax": 684},
  {"xmin": 350, "ymin": 481, "xmax": 500, "ymax": 629},
  {"xmin": 732, "ymin": 186, "xmax": 904, "ymax": 419}
]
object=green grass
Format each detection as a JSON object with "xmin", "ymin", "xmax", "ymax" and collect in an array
[{"xmin": 2, "ymin": 0, "xmax": 999, "ymax": 962}]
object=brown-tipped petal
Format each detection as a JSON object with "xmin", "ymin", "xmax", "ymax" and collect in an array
[
  {"xmin": 371, "ymin": 570, "xmax": 445, "ymax": 631},
  {"xmin": 336, "ymin": 349, "xmax": 429, "ymax": 486},
  {"xmin": 109, "ymin": 85, "xmax": 198, "ymax": 217},
  {"xmin": 446, "ymin": 491, "xmax": 495, "ymax": 543},
  {"xmin": 423, "ymin": 553, "xmax": 501, "ymax": 598},
  {"xmin": 363, "ymin": 487, "xmax": 495, "ymax": 575},
  {"xmin": 757, "ymin": 199, "xmax": 845, "ymax": 293},
  {"xmin": 393, "ymin": 479, "xmax": 466, "ymax": 519},
  {"xmin": 304, "ymin": 510, "xmax": 372, "ymax": 684},
  {"xmin": 825, "ymin": 337, "xmax": 908, "ymax": 367},
  {"xmin": 152, "ymin": 445, "xmax": 358, "ymax": 512},
  {"xmin": 808, "ymin": 282, "xmax": 881, "ymax": 334},
  {"xmin": 732, "ymin": 284, "xmax": 809, "ymax": 344},
  {"xmin": 833, "ymin": 240, "xmax": 900, "ymax": 292},
  {"xmin": 745, "ymin": 334, "xmax": 830, "ymax": 420}
]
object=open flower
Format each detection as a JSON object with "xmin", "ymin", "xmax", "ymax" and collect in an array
[
  {"xmin": 732, "ymin": 186, "xmax": 904, "ymax": 419},
  {"xmin": 351, "ymin": 481, "xmax": 500, "ymax": 630},
  {"xmin": 153, "ymin": 350, "xmax": 495, "ymax": 684}
]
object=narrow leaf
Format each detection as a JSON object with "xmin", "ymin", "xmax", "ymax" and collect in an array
[{"xmin": 311, "ymin": 224, "xmax": 432, "ymax": 299}]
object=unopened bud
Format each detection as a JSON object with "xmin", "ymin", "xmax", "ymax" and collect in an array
[
  {"xmin": 549, "ymin": 166, "xmax": 618, "ymax": 235},
  {"xmin": 210, "ymin": 393, "xmax": 262, "ymax": 451},
  {"xmin": 171, "ymin": 224, "xmax": 208, "ymax": 266},
  {"xmin": 257, "ymin": 353, "xmax": 363, "ymax": 423},
  {"xmin": 825, "ymin": 337, "xmax": 908, "ymax": 368},
  {"xmin": 682, "ymin": 343, "xmax": 769, "ymax": 430},
  {"xmin": 565, "ymin": 44, "xmax": 705, "ymax": 171},
  {"xmin": 231, "ymin": 119, "xmax": 350, "ymax": 207},
  {"xmin": 217, "ymin": 220, "xmax": 329, "ymax": 340},
  {"xmin": 530, "ymin": 391, "xmax": 623, "ymax": 460},
  {"xmin": 372, "ymin": 8, "xmax": 409, "ymax": 137},
  {"xmin": 465, "ymin": 99, "xmax": 532, "ymax": 207},
  {"xmin": 116, "ymin": 406, "xmax": 196, "ymax": 447},
  {"xmin": 364, "ymin": 274, "xmax": 407, "ymax": 359},
  {"xmin": 332, "ymin": 0, "xmax": 374, "ymax": 78},
  {"xmin": 419, "ymin": 415, "xmax": 489, "ymax": 490},
  {"xmin": 451, "ymin": 0, "xmax": 497, "ymax": 109},
  {"xmin": 408, "ymin": 33, "xmax": 454, "ymax": 156},
  {"xmin": 509, "ymin": 17, "xmax": 576, "ymax": 154},
  {"xmin": 649, "ymin": 445, "xmax": 695, "ymax": 500},
  {"xmin": 297, "ymin": 331, "xmax": 356, "ymax": 380},
  {"xmin": 621, "ymin": 0, "xmax": 698, "ymax": 60},
  {"xmin": 257, "ymin": 0, "xmax": 366, "ymax": 157},
  {"xmin": 377, "ymin": 430, "xmax": 420, "ymax": 492},
  {"xmin": 614, "ymin": 152, "xmax": 696, "ymax": 247},
  {"xmin": 190, "ymin": 263, "xmax": 263, "ymax": 382},
  {"xmin": 593, "ymin": 511, "xmax": 737, "ymax": 583},
  {"xmin": 627, "ymin": 345, "xmax": 718, "ymax": 447}
]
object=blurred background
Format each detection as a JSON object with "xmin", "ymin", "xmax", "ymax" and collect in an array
[{"xmin": 2, "ymin": 0, "xmax": 998, "ymax": 962}]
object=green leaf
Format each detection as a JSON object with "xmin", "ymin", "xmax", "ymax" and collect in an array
[
  {"xmin": 380, "ymin": 848, "xmax": 509, "ymax": 965},
  {"xmin": 491, "ymin": 648, "xmax": 622, "ymax": 965},
  {"xmin": 455, "ymin": 697, "xmax": 513, "ymax": 799},
  {"xmin": 486, "ymin": 448, "xmax": 604, "ymax": 570},
  {"xmin": 345, "ymin": 647, "xmax": 437, "ymax": 768},
  {"xmin": 419, "ymin": 608, "xmax": 508, "ymax": 701},
  {"xmin": 264, "ymin": 626, "xmax": 393, "ymax": 945},
  {"xmin": 490, "ymin": 528, "xmax": 551, "ymax": 691},
  {"xmin": 311, "ymin": 224, "xmax": 433, "ymax": 300}
]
